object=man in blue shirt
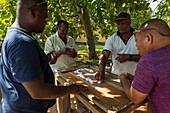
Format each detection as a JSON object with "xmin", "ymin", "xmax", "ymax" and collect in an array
[{"xmin": 0, "ymin": 0, "xmax": 87, "ymax": 113}]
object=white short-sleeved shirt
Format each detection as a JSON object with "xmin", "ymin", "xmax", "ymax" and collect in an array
[
  {"xmin": 44, "ymin": 32, "xmax": 77, "ymax": 71},
  {"xmin": 103, "ymin": 32, "xmax": 139, "ymax": 75}
]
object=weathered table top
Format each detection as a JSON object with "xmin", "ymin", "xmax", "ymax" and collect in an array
[{"xmin": 55, "ymin": 65, "xmax": 147, "ymax": 113}]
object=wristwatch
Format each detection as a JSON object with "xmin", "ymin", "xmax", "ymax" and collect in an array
[
  {"xmin": 50, "ymin": 54, "xmax": 54, "ymax": 59},
  {"xmin": 50, "ymin": 52, "xmax": 56, "ymax": 60}
]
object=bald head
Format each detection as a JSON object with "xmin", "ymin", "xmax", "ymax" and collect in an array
[
  {"xmin": 139, "ymin": 19, "xmax": 170, "ymax": 37},
  {"xmin": 13, "ymin": 0, "xmax": 47, "ymax": 34},
  {"xmin": 135, "ymin": 19, "xmax": 170, "ymax": 55},
  {"xmin": 17, "ymin": 0, "xmax": 45, "ymax": 8},
  {"xmin": 16, "ymin": 0, "xmax": 47, "ymax": 16}
]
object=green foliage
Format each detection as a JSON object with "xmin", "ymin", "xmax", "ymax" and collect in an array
[
  {"xmin": 154, "ymin": 0, "xmax": 170, "ymax": 25},
  {"xmin": 77, "ymin": 45, "xmax": 103, "ymax": 65},
  {"xmin": 0, "ymin": 0, "xmax": 16, "ymax": 40},
  {"xmin": 0, "ymin": 0, "xmax": 169, "ymax": 45},
  {"xmin": 82, "ymin": 0, "xmax": 152, "ymax": 39}
]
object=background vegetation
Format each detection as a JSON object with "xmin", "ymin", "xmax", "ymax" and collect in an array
[
  {"xmin": 0, "ymin": 0, "xmax": 169, "ymax": 61},
  {"xmin": 77, "ymin": 44, "xmax": 104, "ymax": 65}
]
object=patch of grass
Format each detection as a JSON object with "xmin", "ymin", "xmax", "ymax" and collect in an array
[{"xmin": 77, "ymin": 45, "xmax": 104, "ymax": 66}]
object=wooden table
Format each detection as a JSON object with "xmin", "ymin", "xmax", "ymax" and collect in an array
[{"xmin": 55, "ymin": 65, "xmax": 147, "ymax": 113}]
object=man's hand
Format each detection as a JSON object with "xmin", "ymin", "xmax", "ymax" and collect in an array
[
  {"xmin": 119, "ymin": 73, "xmax": 147, "ymax": 104},
  {"xmin": 95, "ymin": 67, "xmax": 105, "ymax": 81},
  {"xmin": 68, "ymin": 84, "xmax": 88, "ymax": 94},
  {"xmin": 119, "ymin": 72, "xmax": 133, "ymax": 83},
  {"xmin": 115, "ymin": 54, "xmax": 130, "ymax": 63},
  {"xmin": 47, "ymin": 51, "xmax": 58, "ymax": 64},
  {"xmin": 95, "ymin": 52, "xmax": 110, "ymax": 81},
  {"xmin": 119, "ymin": 73, "xmax": 132, "ymax": 100},
  {"xmin": 62, "ymin": 47, "xmax": 77, "ymax": 58}
]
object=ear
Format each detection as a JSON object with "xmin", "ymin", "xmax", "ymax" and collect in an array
[{"xmin": 146, "ymin": 34, "xmax": 153, "ymax": 44}]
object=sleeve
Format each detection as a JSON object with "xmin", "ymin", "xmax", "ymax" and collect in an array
[
  {"xmin": 9, "ymin": 42, "xmax": 43, "ymax": 82},
  {"xmin": 103, "ymin": 35, "xmax": 114, "ymax": 52},
  {"xmin": 132, "ymin": 57, "xmax": 155, "ymax": 94},
  {"xmin": 44, "ymin": 36, "xmax": 54, "ymax": 54},
  {"xmin": 68, "ymin": 36, "xmax": 78, "ymax": 51}
]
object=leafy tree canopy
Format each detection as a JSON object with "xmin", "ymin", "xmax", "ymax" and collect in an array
[{"xmin": 0, "ymin": 0, "xmax": 169, "ymax": 45}]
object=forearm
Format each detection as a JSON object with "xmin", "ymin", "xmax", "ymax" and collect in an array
[
  {"xmin": 47, "ymin": 50, "xmax": 62, "ymax": 62},
  {"xmin": 129, "ymin": 54, "xmax": 140, "ymax": 62},
  {"xmin": 99, "ymin": 54, "xmax": 109, "ymax": 68},
  {"xmin": 51, "ymin": 50, "xmax": 63, "ymax": 60},
  {"xmin": 32, "ymin": 84, "xmax": 70, "ymax": 100},
  {"xmin": 120, "ymin": 76, "xmax": 132, "ymax": 101},
  {"xmin": 55, "ymin": 49, "xmax": 63, "ymax": 58}
]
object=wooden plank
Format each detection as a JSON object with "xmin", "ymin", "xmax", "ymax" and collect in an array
[
  {"xmin": 75, "ymin": 93, "xmax": 105, "ymax": 113},
  {"xmin": 81, "ymin": 91, "xmax": 117, "ymax": 112},
  {"xmin": 55, "ymin": 76, "xmax": 71, "ymax": 113},
  {"xmin": 68, "ymin": 72, "xmax": 96, "ymax": 89},
  {"xmin": 57, "ymin": 76, "xmax": 70, "ymax": 86},
  {"xmin": 58, "ymin": 65, "xmax": 89, "ymax": 73},
  {"xmin": 111, "ymin": 100, "xmax": 131, "ymax": 111},
  {"xmin": 105, "ymin": 76, "xmax": 124, "ymax": 92},
  {"xmin": 56, "ymin": 72, "xmax": 75, "ymax": 84},
  {"xmin": 117, "ymin": 101, "xmax": 147, "ymax": 113},
  {"xmin": 92, "ymin": 97, "xmax": 116, "ymax": 113}
]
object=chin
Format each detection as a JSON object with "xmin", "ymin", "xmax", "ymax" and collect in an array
[
  {"xmin": 120, "ymin": 31, "xmax": 128, "ymax": 34},
  {"xmin": 139, "ymin": 52, "xmax": 144, "ymax": 56},
  {"xmin": 61, "ymin": 35, "xmax": 66, "ymax": 38}
]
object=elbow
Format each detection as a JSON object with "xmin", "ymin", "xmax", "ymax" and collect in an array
[
  {"xmin": 129, "ymin": 87, "xmax": 146, "ymax": 104},
  {"xmin": 29, "ymin": 91, "xmax": 43, "ymax": 100},
  {"xmin": 31, "ymin": 95, "xmax": 40, "ymax": 100},
  {"xmin": 30, "ymin": 94, "xmax": 40, "ymax": 100},
  {"xmin": 130, "ymin": 96, "xmax": 143, "ymax": 104}
]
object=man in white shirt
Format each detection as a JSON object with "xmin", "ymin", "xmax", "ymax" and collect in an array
[
  {"xmin": 44, "ymin": 20, "xmax": 77, "ymax": 113},
  {"xmin": 44, "ymin": 20, "xmax": 77, "ymax": 71},
  {"xmin": 95, "ymin": 12, "xmax": 140, "ymax": 81}
]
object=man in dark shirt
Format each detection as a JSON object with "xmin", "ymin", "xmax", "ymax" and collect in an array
[{"xmin": 0, "ymin": 0, "xmax": 87, "ymax": 113}]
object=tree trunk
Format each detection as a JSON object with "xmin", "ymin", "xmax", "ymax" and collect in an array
[{"xmin": 79, "ymin": 7, "xmax": 98, "ymax": 60}]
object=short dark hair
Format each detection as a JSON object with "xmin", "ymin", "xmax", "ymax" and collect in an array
[{"xmin": 55, "ymin": 20, "xmax": 68, "ymax": 29}]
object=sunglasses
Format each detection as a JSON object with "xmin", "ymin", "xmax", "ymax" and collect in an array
[
  {"xmin": 29, "ymin": 1, "xmax": 47, "ymax": 9},
  {"xmin": 134, "ymin": 28, "xmax": 169, "ymax": 37}
]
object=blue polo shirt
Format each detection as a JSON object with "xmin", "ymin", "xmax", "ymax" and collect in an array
[{"xmin": 0, "ymin": 27, "xmax": 55, "ymax": 113}]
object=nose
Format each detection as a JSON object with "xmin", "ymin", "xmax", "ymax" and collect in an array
[
  {"xmin": 63, "ymin": 30, "xmax": 68, "ymax": 35},
  {"xmin": 118, "ymin": 22, "xmax": 124, "ymax": 27},
  {"xmin": 64, "ymin": 30, "xmax": 67, "ymax": 34}
]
